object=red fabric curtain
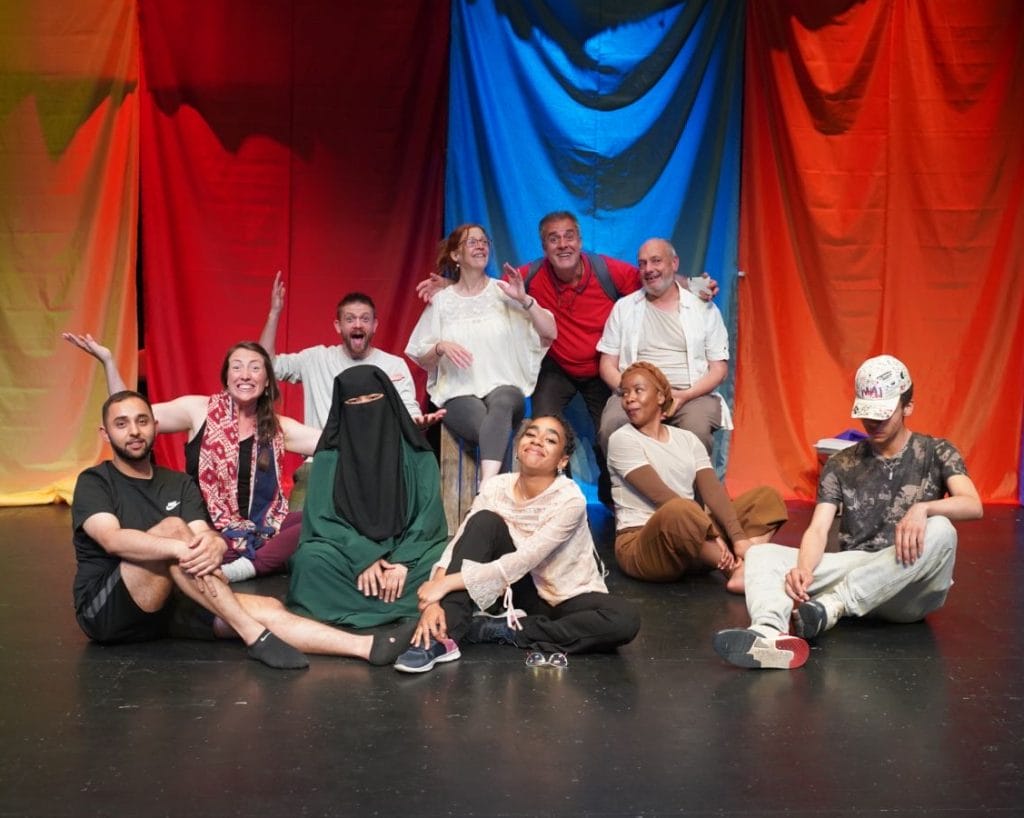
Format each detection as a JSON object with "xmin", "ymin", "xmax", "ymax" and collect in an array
[
  {"xmin": 730, "ymin": 0, "xmax": 1024, "ymax": 503},
  {"xmin": 139, "ymin": 1, "xmax": 449, "ymax": 471}
]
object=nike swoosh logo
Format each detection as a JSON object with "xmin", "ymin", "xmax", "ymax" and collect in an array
[{"xmin": 165, "ymin": 501, "xmax": 181, "ymax": 511}]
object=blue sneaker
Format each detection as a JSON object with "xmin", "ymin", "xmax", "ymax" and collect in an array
[
  {"xmin": 792, "ymin": 595, "xmax": 844, "ymax": 640},
  {"xmin": 467, "ymin": 616, "xmax": 517, "ymax": 645},
  {"xmin": 393, "ymin": 638, "xmax": 461, "ymax": 673}
]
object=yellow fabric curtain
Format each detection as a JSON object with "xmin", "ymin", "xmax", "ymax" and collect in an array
[{"xmin": 0, "ymin": 2, "xmax": 138, "ymax": 504}]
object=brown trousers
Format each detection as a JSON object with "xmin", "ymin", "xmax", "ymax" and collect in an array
[{"xmin": 614, "ymin": 486, "xmax": 787, "ymax": 582}]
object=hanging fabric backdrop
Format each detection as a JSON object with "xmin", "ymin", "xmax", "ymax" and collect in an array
[
  {"xmin": 729, "ymin": 0, "xmax": 1024, "ymax": 503},
  {"xmin": 1, "ymin": 0, "xmax": 1020, "ymax": 505},
  {"xmin": 0, "ymin": 1, "xmax": 139, "ymax": 504},
  {"xmin": 139, "ymin": 0, "xmax": 450, "ymax": 472},
  {"xmin": 446, "ymin": 0, "xmax": 745, "ymax": 330}
]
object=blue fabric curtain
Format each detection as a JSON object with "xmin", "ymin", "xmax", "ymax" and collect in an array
[{"xmin": 445, "ymin": 0, "xmax": 745, "ymax": 348}]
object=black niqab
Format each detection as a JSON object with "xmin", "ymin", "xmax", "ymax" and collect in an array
[{"xmin": 317, "ymin": 365, "xmax": 431, "ymax": 540}]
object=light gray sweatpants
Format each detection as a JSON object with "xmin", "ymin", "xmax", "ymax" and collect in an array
[{"xmin": 744, "ymin": 516, "xmax": 958, "ymax": 634}]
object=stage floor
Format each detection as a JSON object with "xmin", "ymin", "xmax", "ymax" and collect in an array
[{"xmin": 1, "ymin": 502, "xmax": 1022, "ymax": 816}]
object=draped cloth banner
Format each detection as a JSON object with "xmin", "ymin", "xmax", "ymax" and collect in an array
[
  {"xmin": 140, "ymin": 1, "xmax": 450, "ymax": 472},
  {"xmin": 0, "ymin": 1, "xmax": 139, "ymax": 504},
  {"xmin": 446, "ymin": 0, "xmax": 745, "ymax": 350},
  {"xmin": 730, "ymin": 0, "xmax": 1024, "ymax": 503}
]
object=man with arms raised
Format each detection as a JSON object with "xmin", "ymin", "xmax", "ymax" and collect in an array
[
  {"xmin": 713, "ymin": 355, "xmax": 982, "ymax": 669},
  {"xmin": 260, "ymin": 275, "xmax": 441, "ymax": 503}
]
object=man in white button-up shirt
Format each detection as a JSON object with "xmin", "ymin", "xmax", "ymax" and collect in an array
[{"xmin": 596, "ymin": 238, "xmax": 731, "ymax": 454}]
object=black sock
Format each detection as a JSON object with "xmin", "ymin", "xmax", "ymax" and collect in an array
[
  {"xmin": 368, "ymin": 619, "xmax": 418, "ymax": 666},
  {"xmin": 247, "ymin": 629, "xmax": 309, "ymax": 670}
]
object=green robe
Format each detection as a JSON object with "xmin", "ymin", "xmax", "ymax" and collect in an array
[{"xmin": 286, "ymin": 442, "xmax": 447, "ymax": 627}]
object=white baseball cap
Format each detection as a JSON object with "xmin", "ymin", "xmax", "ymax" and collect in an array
[{"xmin": 851, "ymin": 355, "xmax": 912, "ymax": 420}]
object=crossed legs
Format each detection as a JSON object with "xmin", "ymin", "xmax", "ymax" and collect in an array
[{"xmin": 121, "ymin": 518, "xmax": 412, "ymax": 667}]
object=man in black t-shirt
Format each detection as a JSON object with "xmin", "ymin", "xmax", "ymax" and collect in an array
[
  {"xmin": 71, "ymin": 390, "xmax": 416, "ymax": 669},
  {"xmin": 713, "ymin": 356, "xmax": 983, "ymax": 670}
]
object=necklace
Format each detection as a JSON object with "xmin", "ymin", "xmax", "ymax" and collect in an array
[{"xmin": 876, "ymin": 435, "xmax": 912, "ymax": 481}]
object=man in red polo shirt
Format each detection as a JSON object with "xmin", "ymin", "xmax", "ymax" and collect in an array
[
  {"xmin": 522, "ymin": 211, "xmax": 640, "ymax": 448},
  {"xmin": 416, "ymin": 210, "xmax": 715, "ymax": 499}
]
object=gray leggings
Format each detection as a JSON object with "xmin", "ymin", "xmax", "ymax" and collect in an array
[{"xmin": 442, "ymin": 386, "xmax": 525, "ymax": 462}]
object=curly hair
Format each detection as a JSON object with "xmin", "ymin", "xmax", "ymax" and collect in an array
[
  {"xmin": 515, "ymin": 413, "xmax": 577, "ymax": 475},
  {"xmin": 620, "ymin": 361, "xmax": 674, "ymax": 415}
]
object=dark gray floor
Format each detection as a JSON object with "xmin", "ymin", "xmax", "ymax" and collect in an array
[{"xmin": 1, "ymin": 502, "xmax": 1022, "ymax": 816}]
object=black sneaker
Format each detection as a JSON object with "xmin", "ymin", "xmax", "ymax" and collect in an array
[
  {"xmin": 393, "ymin": 638, "xmax": 461, "ymax": 673},
  {"xmin": 467, "ymin": 617, "xmax": 517, "ymax": 645}
]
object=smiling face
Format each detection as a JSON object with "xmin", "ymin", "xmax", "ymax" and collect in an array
[
  {"xmin": 101, "ymin": 396, "xmax": 157, "ymax": 464},
  {"xmin": 223, "ymin": 347, "xmax": 269, "ymax": 407},
  {"xmin": 637, "ymin": 239, "xmax": 679, "ymax": 300},
  {"xmin": 516, "ymin": 416, "xmax": 571, "ymax": 478},
  {"xmin": 335, "ymin": 300, "xmax": 378, "ymax": 359},
  {"xmin": 541, "ymin": 216, "xmax": 583, "ymax": 283},
  {"xmin": 619, "ymin": 368, "xmax": 669, "ymax": 429},
  {"xmin": 450, "ymin": 225, "xmax": 490, "ymax": 273}
]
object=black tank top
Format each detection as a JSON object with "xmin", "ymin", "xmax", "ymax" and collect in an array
[{"xmin": 184, "ymin": 421, "xmax": 255, "ymax": 515}]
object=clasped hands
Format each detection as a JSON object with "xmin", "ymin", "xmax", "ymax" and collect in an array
[{"xmin": 356, "ymin": 558, "xmax": 409, "ymax": 603}]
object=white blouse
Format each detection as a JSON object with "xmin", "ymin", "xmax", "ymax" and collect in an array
[
  {"xmin": 435, "ymin": 474, "xmax": 608, "ymax": 610},
  {"xmin": 404, "ymin": 279, "xmax": 551, "ymax": 406}
]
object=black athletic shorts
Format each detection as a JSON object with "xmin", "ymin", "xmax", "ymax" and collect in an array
[{"xmin": 76, "ymin": 564, "xmax": 215, "ymax": 644}]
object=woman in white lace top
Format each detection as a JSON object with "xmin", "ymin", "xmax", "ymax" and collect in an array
[
  {"xmin": 393, "ymin": 414, "xmax": 640, "ymax": 673},
  {"xmin": 405, "ymin": 224, "xmax": 556, "ymax": 487}
]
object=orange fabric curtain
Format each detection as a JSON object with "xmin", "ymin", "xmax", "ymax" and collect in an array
[
  {"xmin": 0, "ymin": 2, "xmax": 138, "ymax": 504},
  {"xmin": 730, "ymin": 0, "xmax": 1024, "ymax": 503}
]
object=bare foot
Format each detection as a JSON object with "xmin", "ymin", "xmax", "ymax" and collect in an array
[{"xmin": 724, "ymin": 560, "xmax": 745, "ymax": 595}]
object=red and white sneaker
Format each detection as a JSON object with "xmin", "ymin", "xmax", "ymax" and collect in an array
[{"xmin": 712, "ymin": 627, "xmax": 809, "ymax": 669}]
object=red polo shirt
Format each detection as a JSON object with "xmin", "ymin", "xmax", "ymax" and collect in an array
[{"xmin": 521, "ymin": 254, "xmax": 640, "ymax": 378}]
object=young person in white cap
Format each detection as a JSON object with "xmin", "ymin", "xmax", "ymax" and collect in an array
[{"xmin": 712, "ymin": 355, "xmax": 982, "ymax": 670}]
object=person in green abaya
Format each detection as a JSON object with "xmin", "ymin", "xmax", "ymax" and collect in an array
[{"xmin": 286, "ymin": 365, "xmax": 447, "ymax": 628}]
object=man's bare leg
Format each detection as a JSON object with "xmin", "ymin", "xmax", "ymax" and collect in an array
[
  {"xmin": 220, "ymin": 594, "xmax": 419, "ymax": 666},
  {"xmin": 128, "ymin": 518, "xmax": 305, "ymax": 668},
  {"xmin": 116, "ymin": 518, "xmax": 185, "ymax": 612},
  {"xmin": 137, "ymin": 518, "xmax": 413, "ymax": 667}
]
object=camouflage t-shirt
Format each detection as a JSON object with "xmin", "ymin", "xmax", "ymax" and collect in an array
[{"xmin": 818, "ymin": 433, "xmax": 968, "ymax": 552}]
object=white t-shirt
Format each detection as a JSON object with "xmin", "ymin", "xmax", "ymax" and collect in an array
[
  {"xmin": 606, "ymin": 423, "xmax": 710, "ymax": 531},
  {"xmin": 273, "ymin": 345, "xmax": 420, "ymax": 428}
]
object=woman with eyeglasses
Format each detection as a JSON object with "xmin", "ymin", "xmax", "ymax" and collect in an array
[
  {"xmin": 392, "ymin": 414, "xmax": 640, "ymax": 673},
  {"xmin": 405, "ymin": 224, "xmax": 556, "ymax": 488},
  {"xmin": 607, "ymin": 361, "xmax": 787, "ymax": 593}
]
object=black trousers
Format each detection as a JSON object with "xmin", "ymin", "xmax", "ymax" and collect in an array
[
  {"xmin": 530, "ymin": 356, "xmax": 613, "ymax": 500},
  {"xmin": 442, "ymin": 510, "xmax": 640, "ymax": 654}
]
